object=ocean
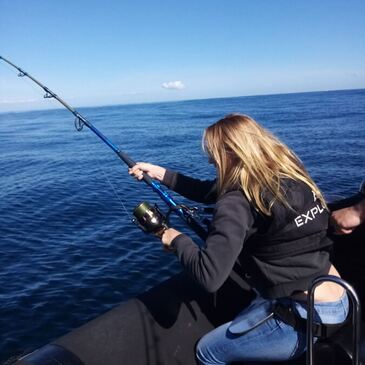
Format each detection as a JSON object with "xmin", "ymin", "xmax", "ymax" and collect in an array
[{"xmin": 0, "ymin": 89, "xmax": 364, "ymax": 362}]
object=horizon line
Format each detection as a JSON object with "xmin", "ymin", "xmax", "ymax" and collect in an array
[{"xmin": 1, "ymin": 87, "xmax": 364, "ymax": 115}]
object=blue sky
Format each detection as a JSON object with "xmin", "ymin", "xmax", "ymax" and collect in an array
[{"xmin": 0, "ymin": 0, "xmax": 364, "ymax": 112}]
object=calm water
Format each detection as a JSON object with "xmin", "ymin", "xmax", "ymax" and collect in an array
[{"xmin": 1, "ymin": 90, "xmax": 364, "ymax": 362}]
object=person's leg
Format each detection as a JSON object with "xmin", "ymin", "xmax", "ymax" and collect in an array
[
  {"xmin": 196, "ymin": 294, "xmax": 349, "ymax": 365},
  {"xmin": 196, "ymin": 316, "xmax": 302, "ymax": 365}
]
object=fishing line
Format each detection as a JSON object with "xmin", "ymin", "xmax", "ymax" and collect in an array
[
  {"xmin": 95, "ymin": 155, "xmax": 132, "ymax": 220},
  {"xmin": 0, "ymin": 66, "xmax": 41, "ymax": 195},
  {"xmin": 1, "ymin": 61, "xmax": 56, "ymax": 111},
  {"xmin": 0, "ymin": 55, "xmax": 208, "ymax": 240},
  {"xmin": 2, "ymin": 61, "xmax": 129, "ymax": 222}
]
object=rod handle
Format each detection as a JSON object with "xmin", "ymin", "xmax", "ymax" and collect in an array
[{"xmin": 117, "ymin": 151, "xmax": 153, "ymax": 185}]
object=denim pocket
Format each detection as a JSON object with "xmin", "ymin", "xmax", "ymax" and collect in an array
[{"xmin": 228, "ymin": 297, "xmax": 275, "ymax": 334}]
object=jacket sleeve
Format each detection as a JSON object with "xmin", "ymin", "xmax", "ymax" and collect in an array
[
  {"xmin": 171, "ymin": 190, "xmax": 255, "ymax": 292},
  {"xmin": 162, "ymin": 169, "xmax": 217, "ymax": 204}
]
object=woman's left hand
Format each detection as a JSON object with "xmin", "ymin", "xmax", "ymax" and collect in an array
[{"xmin": 160, "ymin": 228, "xmax": 181, "ymax": 251}]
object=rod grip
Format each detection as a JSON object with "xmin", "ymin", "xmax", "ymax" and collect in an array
[
  {"xmin": 117, "ymin": 151, "xmax": 153, "ymax": 185},
  {"xmin": 117, "ymin": 151, "xmax": 136, "ymax": 167}
]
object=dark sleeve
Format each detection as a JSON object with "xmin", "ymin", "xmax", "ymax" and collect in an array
[
  {"xmin": 162, "ymin": 169, "xmax": 217, "ymax": 204},
  {"xmin": 171, "ymin": 191, "xmax": 255, "ymax": 292}
]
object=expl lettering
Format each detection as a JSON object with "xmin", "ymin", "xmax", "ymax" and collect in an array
[{"xmin": 294, "ymin": 204, "xmax": 325, "ymax": 227}]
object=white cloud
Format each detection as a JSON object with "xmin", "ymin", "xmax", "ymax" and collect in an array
[{"xmin": 161, "ymin": 80, "xmax": 185, "ymax": 90}]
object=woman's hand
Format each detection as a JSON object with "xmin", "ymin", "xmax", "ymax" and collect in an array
[
  {"xmin": 128, "ymin": 162, "xmax": 166, "ymax": 182},
  {"xmin": 160, "ymin": 228, "xmax": 182, "ymax": 252}
]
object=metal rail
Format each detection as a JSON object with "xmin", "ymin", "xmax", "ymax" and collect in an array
[{"xmin": 307, "ymin": 275, "xmax": 362, "ymax": 365}]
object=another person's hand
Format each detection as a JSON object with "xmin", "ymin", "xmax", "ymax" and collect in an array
[
  {"xmin": 128, "ymin": 162, "xmax": 166, "ymax": 182},
  {"xmin": 330, "ymin": 198, "xmax": 365, "ymax": 235}
]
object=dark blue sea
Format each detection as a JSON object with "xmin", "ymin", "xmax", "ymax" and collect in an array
[{"xmin": 1, "ymin": 90, "xmax": 364, "ymax": 362}]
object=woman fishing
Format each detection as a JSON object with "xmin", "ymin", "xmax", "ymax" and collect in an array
[{"xmin": 129, "ymin": 113, "xmax": 349, "ymax": 364}]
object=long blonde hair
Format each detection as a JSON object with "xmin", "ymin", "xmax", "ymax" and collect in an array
[{"xmin": 203, "ymin": 114, "xmax": 327, "ymax": 216}]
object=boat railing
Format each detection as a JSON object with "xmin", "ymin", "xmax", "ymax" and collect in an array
[{"xmin": 307, "ymin": 275, "xmax": 362, "ymax": 365}]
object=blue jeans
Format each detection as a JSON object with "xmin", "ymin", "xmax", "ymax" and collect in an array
[{"xmin": 196, "ymin": 292, "xmax": 349, "ymax": 364}]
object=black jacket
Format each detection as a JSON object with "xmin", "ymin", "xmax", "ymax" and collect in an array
[{"xmin": 163, "ymin": 169, "xmax": 332, "ymax": 299}]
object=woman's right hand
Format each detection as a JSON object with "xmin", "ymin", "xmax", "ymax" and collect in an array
[{"xmin": 128, "ymin": 162, "xmax": 166, "ymax": 182}]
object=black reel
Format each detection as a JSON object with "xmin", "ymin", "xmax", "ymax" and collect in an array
[{"xmin": 133, "ymin": 201, "xmax": 168, "ymax": 236}]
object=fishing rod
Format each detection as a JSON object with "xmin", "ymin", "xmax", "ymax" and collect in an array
[{"xmin": 0, "ymin": 55, "xmax": 208, "ymax": 240}]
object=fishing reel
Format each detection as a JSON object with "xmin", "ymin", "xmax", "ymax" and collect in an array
[{"xmin": 133, "ymin": 201, "xmax": 169, "ymax": 237}]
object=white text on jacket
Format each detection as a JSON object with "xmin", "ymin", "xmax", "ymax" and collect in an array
[{"xmin": 294, "ymin": 204, "xmax": 325, "ymax": 227}]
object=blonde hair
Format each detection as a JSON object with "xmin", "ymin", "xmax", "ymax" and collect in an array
[{"xmin": 203, "ymin": 114, "xmax": 327, "ymax": 216}]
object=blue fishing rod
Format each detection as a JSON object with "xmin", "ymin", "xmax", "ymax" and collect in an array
[{"xmin": 0, "ymin": 55, "xmax": 208, "ymax": 240}]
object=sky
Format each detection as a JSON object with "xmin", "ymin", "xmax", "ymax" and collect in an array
[{"xmin": 0, "ymin": 0, "xmax": 364, "ymax": 112}]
